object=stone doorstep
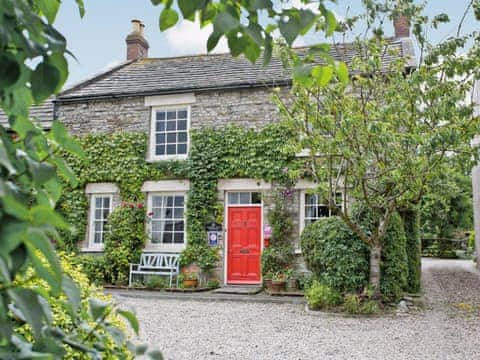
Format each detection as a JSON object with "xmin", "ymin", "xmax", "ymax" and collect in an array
[
  {"xmin": 107, "ymin": 289, "xmax": 305, "ymax": 305},
  {"xmin": 212, "ymin": 285, "xmax": 263, "ymax": 295}
]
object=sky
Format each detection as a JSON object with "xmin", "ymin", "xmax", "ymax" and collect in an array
[{"xmin": 55, "ymin": 0, "xmax": 478, "ymax": 88}]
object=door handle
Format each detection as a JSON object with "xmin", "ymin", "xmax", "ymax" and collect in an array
[{"xmin": 239, "ymin": 248, "xmax": 250, "ymax": 254}]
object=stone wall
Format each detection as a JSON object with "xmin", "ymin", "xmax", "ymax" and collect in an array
[{"xmin": 56, "ymin": 87, "xmax": 290, "ymax": 136}]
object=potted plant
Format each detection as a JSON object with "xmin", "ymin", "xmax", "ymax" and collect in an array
[
  {"xmin": 285, "ymin": 269, "xmax": 298, "ymax": 292},
  {"xmin": 183, "ymin": 272, "xmax": 198, "ymax": 288},
  {"xmin": 263, "ymin": 272, "xmax": 273, "ymax": 290},
  {"xmin": 270, "ymin": 271, "xmax": 286, "ymax": 292}
]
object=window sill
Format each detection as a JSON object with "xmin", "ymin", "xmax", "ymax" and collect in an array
[
  {"xmin": 143, "ymin": 244, "xmax": 186, "ymax": 253},
  {"xmin": 80, "ymin": 247, "xmax": 104, "ymax": 253},
  {"xmin": 146, "ymin": 155, "xmax": 188, "ymax": 163}
]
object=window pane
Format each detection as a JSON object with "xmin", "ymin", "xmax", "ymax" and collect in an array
[
  {"xmin": 306, "ymin": 194, "xmax": 317, "ymax": 206},
  {"xmin": 152, "ymin": 221, "xmax": 164, "ymax": 232},
  {"xmin": 95, "ymin": 209, "xmax": 102, "ymax": 220},
  {"xmin": 318, "ymin": 205, "xmax": 329, "ymax": 217},
  {"xmin": 164, "ymin": 221, "xmax": 174, "ymax": 231},
  {"xmin": 306, "ymin": 206, "xmax": 316, "ymax": 218},
  {"xmin": 174, "ymin": 196, "xmax": 184, "ymax": 207},
  {"xmin": 156, "ymin": 133, "xmax": 165, "ymax": 145},
  {"xmin": 156, "ymin": 111, "xmax": 165, "ymax": 120},
  {"xmin": 167, "ymin": 111, "xmax": 176, "ymax": 120},
  {"xmin": 178, "ymin": 120, "xmax": 187, "ymax": 130},
  {"xmin": 239, "ymin": 192, "xmax": 250, "ymax": 204},
  {"xmin": 156, "ymin": 145, "xmax": 165, "ymax": 155},
  {"xmin": 251, "ymin": 192, "xmax": 262, "ymax": 204},
  {"xmin": 167, "ymin": 133, "xmax": 176, "ymax": 143},
  {"xmin": 94, "ymin": 222, "xmax": 102, "ymax": 232},
  {"xmin": 166, "ymin": 144, "xmax": 176, "ymax": 154},
  {"xmin": 94, "ymin": 232, "xmax": 102, "ymax": 243},
  {"xmin": 103, "ymin": 208, "xmax": 110, "ymax": 219},
  {"xmin": 163, "ymin": 232, "xmax": 173, "ymax": 243},
  {"xmin": 166, "ymin": 196, "xmax": 173, "ymax": 206},
  {"xmin": 152, "ymin": 196, "xmax": 162, "ymax": 208},
  {"xmin": 155, "ymin": 120, "xmax": 165, "ymax": 132},
  {"xmin": 95, "ymin": 197, "xmax": 102, "ymax": 207},
  {"xmin": 177, "ymin": 143, "xmax": 187, "ymax": 154},
  {"xmin": 174, "ymin": 221, "xmax": 184, "ymax": 232},
  {"xmin": 174, "ymin": 232, "xmax": 184, "ymax": 244},
  {"xmin": 228, "ymin": 192, "xmax": 239, "ymax": 204},
  {"xmin": 164, "ymin": 208, "xmax": 172, "ymax": 219},
  {"xmin": 103, "ymin": 197, "xmax": 110, "ymax": 208},
  {"xmin": 166, "ymin": 121, "xmax": 176, "ymax": 131},
  {"xmin": 177, "ymin": 109, "xmax": 187, "ymax": 119},
  {"xmin": 178, "ymin": 132, "xmax": 187, "ymax": 142},
  {"xmin": 174, "ymin": 207, "xmax": 184, "ymax": 218},
  {"xmin": 151, "ymin": 232, "xmax": 162, "ymax": 243}
]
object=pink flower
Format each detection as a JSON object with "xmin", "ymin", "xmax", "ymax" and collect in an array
[
  {"xmin": 137, "ymin": 202, "xmax": 144, "ymax": 209},
  {"xmin": 147, "ymin": 211, "xmax": 153, "ymax": 217},
  {"xmin": 129, "ymin": 203, "xmax": 134, "ymax": 209}
]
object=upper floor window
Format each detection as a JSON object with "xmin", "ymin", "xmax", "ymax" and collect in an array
[{"xmin": 150, "ymin": 107, "xmax": 189, "ymax": 160}]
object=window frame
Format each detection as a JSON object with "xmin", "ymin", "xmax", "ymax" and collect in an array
[
  {"xmin": 149, "ymin": 105, "xmax": 191, "ymax": 161},
  {"xmin": 146, "ymin": 191, "xmax": 187, "ymax": 252},
  {"xmin": 299, "ymin": 190, "xmax": 344, "ymax": 234},
  {"xmin": 88, "ymin": 194, "xmax": 113, "ymax": 250}
]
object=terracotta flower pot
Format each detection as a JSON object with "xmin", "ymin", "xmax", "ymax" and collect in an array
[
  {"xmin": 269, "ymin": 280, "xmax": 286, "ymax": 292},
  {"xmin": 183, "ymin": 279, "xmax": 198, "ymax": 288},
  {"xmin": 264, "ymin": 279, "xmax": 273, "ymax": 289}
]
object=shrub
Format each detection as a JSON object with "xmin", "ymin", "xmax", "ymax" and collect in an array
[
  {"xmin": 301, "ymin": 217, "xmax": 369, "ymax": 293},
  {"xmin": 261, "ymin": 245, "xmax": 294, "ymax": 275},
  {"xmin": 380, "ymin": 212, "xmax": 409, "ymax": 302},
  {"xmin": 76, "ymin": 255, "xmax": 107, "ymax": 284},
  {"xmin": 179, "ymin": 243, "xmax": 219, "ymax": 270},
  {"xmin": 145, "ymin": 276, "xmax": 166, "ymax": 289},
  {"xmin": 104, "ymin": 203, "xmax": 147, "ymax": 284},
  {"xmin": 343, "ymin": 294, "xmax": 379, "ymax": 315},
  {"xmin": 16, "ymin": 253, "xmax": 133, "ymax": 358},
  {"xmin": 401, "ymin": 209, "xmax": 421, "ymax": 293},
  {"xmin": 305, "ymin": 281, "xmax": 342, "ymax": 310},
  {"xmin": 207, "ymin": 279, "xmax": 220, "ymax": 288}
]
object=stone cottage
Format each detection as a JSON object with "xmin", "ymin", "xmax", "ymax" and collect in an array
[{"xmin": 1, "ymin": 18, "xmax": 415, "ymax": 285}]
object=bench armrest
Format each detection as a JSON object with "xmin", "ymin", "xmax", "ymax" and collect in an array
[{"xmin": 129, "ymin": 263, "xmax": 140, "ymax": 272}]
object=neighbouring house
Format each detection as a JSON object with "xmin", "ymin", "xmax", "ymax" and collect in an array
[{"xmin": 0, "ymin": 18, "xmax": 415, "ymax": 285}]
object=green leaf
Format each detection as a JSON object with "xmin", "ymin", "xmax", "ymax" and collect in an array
[
  {"xmin": 51, "ymin": 121, "xmax": 86, "ymax": 159},
  {"xmin": 0, "ymin": 221, "xmax": 25, "ymax": 258},
  {"xmin": 106, "ymin": 325, "xmax": 126, "ymax": 346},
  {"xmin": 336, "ymin": 61, "xmax": 349, "ymax": 84},
  {"xmin": 178, "ymin": 0, "xmax": 199, "ymax": 20},
  {"xmin": 0, "ymin": 138, "xmax": 16, "ymax": 175},
  {"xmin": 117, "ymin": 309, "xmax": 139, "ymax": 335},
  {"xmin": 24, "ymin": 228, "xmax": 62, "ymax": 294},
  {"xmin": 324, "ymin": 10, "xmax": 337, "ymax": 37},
  {"xmin": 213, "ymin": 11, "xmax": 240, "ymax": 33},
  {"xmin": 278, "ymin": 17, "xmax": 299, "ymax": 46},
  {"xmin": 29, "ymin": 205, "xmax": 68, "ymax": 229},
  {"xmin": 75, "ymin": 0, "xmax": 85, "ymax": 18},
  {"xmin": 2, "ymin": 192, "xmax": 30, "ymax": 220},
  {"xmin": 48, "ymin": 53, "xmax": 68, "ymax": 93},
  {"xmin": 28, "ymin": 159, "xmax": 56, "ymax": 186},
  {"xmin": 159, "ymin": 7, "xmax": 179, "ymax": 31},
  {"xmin": 62, "ymin": 275, "xmax": 81, "ymax": 313},
  {"xmin": 207, "ymin": 32, "xmax": 222, "ymax": 52},
  {"xmin": 52, "ymin": 157, "xmax": 77, "ymax": 187},
  {"xmin": 147, "ymin": 350, "xmax": 164, "ymax": 360},
  {"xmin": 31, "ymin": 62, "xmax": 60, "ymax": 103},
  {"xmin": 249, "ymin": 0, "xmax": 272, "ymax": 11},
  {"xmin": 89, "ymin": 298, "xmax": 109, "ymax": 320},
  {"xmin": 39, "ymin": 0, "xmax": 61, "ymax": 24},
  {"xmin": 8, "ymin": 289, "xmax": 50, "ymax": 339},
  {"xmin": 312, "ymin": 65, "xmax": 334, "ymax": 87},
  {"xmin": 0, "ymin": 54, "xmax": 21, "ymax": 89}
]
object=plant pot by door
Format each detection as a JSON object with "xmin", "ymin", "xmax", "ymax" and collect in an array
[
  {"xmin": 183, "ymin": 279, "xmax": 198, "ymax": 288},
  {"xmin": 269, "ymin": 280, "xmax": 286, "ymax": 292}
]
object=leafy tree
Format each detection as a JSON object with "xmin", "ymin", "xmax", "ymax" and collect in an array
[
  {"xmin": 0, "ymin": 1, "xmax": 162, "ymax": 357},
  {"xmin": 275, "ymin": 0, "xmax": 480, "ymax": 297}
]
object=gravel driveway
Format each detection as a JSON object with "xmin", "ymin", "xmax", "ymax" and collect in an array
[{"xmin": 113, "ymin": 258, "xmax": 480, "ymax": 360}]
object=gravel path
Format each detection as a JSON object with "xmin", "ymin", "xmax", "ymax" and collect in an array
[{"xmin": 113, "ymin": 259, "xmax": 480, "ymax": 360}]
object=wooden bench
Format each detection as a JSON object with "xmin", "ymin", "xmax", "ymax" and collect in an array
[{"xmin": 129, "ymin": 253, "xmax": 180, "ymax": 288}]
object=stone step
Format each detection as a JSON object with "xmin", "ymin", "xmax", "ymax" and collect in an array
[{"xmin": 212, "ymin": 285, "xmax": 263, "ymax": 295}]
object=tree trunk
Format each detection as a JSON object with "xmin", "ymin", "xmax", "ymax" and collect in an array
[{"xmin": 369, "ymin": 243, "xmax": 382, "ymax": 298}]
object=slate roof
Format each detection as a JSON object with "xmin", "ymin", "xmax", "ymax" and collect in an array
[
  {"xmin": 57, "ymin": 38, "xmax": 415, "ymax": 102},
  {"xmin": 0, "ymin": 38, "xmax": 415, "ymax": 128},
  {"xmin": 0, "ymin": 98, "xmax": 54, "ymax": 128}
]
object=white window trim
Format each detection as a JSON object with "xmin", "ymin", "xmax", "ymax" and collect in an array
[
  {"xmin": 145, "ymin": 93, "xmax": 196, "ymax": 107},
  {"xmin": 142, "ymin": 179, "xmax": 190, "ymax": 192},
  {"xmin": 85, "ymin": 182, "xmax": 119, "ymax": 194},
  {"xmin": 217, "ymin": 179, "xmax": 271, "ymax": 191},
  {"xmin": 86, "ymin": 194, "xmax": 113, "ymax": 251},
  {"xmin": 145, "ymin": 192, "xmax": 187, "ymax": 253},
  {"xmin": 299, "ymin": 190, "xmax": 345, "ymax": 236},
  {"xmin": 147, "ymin": 102, "xmax": 192, "ymax": 162}
]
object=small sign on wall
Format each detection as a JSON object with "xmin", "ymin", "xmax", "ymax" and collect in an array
[{"xmin": 206, "ymin": 222, "xmax": 222, "ymax": 247}]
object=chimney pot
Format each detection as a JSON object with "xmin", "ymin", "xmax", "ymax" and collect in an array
[
  {"xmin": 394, "ymin": 15, "xmax": 410, "ymax": 38},
  {"xmin": 126, "ymin": 19, "xmax": 149, "ymax": 61}
]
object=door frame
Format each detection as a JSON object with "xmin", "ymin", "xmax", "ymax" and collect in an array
[{"xmin": 224, "ymin": 191, "xmax": 264, "ymax": 285}]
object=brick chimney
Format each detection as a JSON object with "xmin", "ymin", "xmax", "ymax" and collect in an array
[
  {"xmin": 393, "ymin": 15, "xmax": 410, "ymax": 38},
  {"xmin": 126, "ymin": 19, "xmax": 149, "ymax": 61}
]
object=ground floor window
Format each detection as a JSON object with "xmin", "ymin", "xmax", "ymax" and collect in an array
[
  {"xmin": 89, "ymin": 194, "xmax": 112, "ymax": 246},
  {"xmin": 303, "ymin": 192, "xmax": 343, "ymax": 227},
  {"xmin": 148, "ymin": 193, "xmax": 186, "ymax": 248}
]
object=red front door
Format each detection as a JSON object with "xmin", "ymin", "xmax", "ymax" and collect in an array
[{"xmin": 227, "ymin": 206, "xmax": 261, "ymax": 284}]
